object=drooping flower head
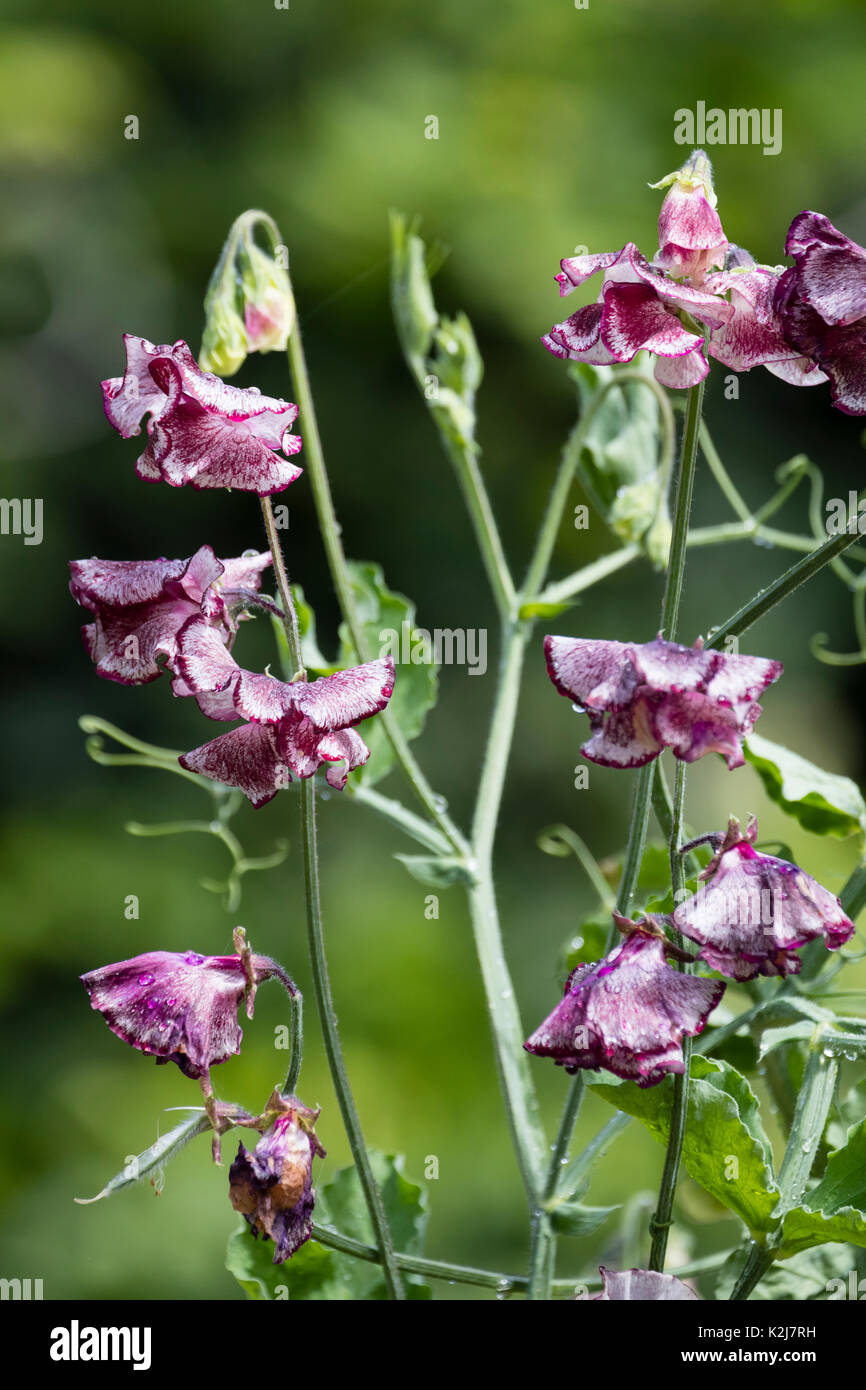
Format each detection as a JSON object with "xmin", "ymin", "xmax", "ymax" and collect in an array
[
  {"xmin": 651, "ymin": 150, "xmax": 727, "ymax": 286},
  {"xmin": 774, "ymin": 212, "xmax": 866, "ymax": 414},
  {"xmin": 544, "ymin": 632, "xmax": 782, "ymax": 770},
  {"xmin": 524, "ymin": 920, "xmax": 724, "ymax": 1088},
  {"xmin": 69, "ymin": 545, "xmax": 271, "ymax": 685},
  {"xmin": 229, "ymin": 1092, "xmax": 325, "ymax": 1263},
  {"xmin": 102, "ymin": 335, "xmax": 302, "ymax": 493},
  {"xmin": 672, "ymin": 815, "xmax": 855, "ymax": 980},
  {"xmin": 81, "ymin": 933, "xmax": 296, "ymax": 1081},
  {"xmin": 588, "ymin": 1266, "xmax": 698, "ymax": 1301},
  {"xmin": 542, "ymin": 243, "xmax": 733, "ymax": 389},
  {"xmin": 176, "ymin": 618, "xmax": 395, "ymax": 803}
]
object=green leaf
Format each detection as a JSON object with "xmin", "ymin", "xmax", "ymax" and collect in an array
[
  {"xmin": 592, "ymin": 1056, "xmax": 780, "ymax": 1234},
  {"xmin": 337, "ymin": 560, "xmax": 439, "ymax": 787},
  {"xmin": 569, "ymin": 359, "xmax": 671, "ymax": 569},
  {"xmin": 518, "ymin": 599, "xmax": 576, "ymax": 620},
  {"xmin": 548, "ymin": 1200, "xmax": 620, "ymax": 1237},
  {"xmin": 778, "ymin": 1118, "xmax": 866, "ymax": 1257},
  {"xmin": 758, "ymin": 1022, "xmax": 816, "ymax": 1060},
  {"xmin": 745, "ymin": 734, "xmax": 866, "ymax": 842},
  {"xmin": 389, "ymin": 211, "xmax": 439, "ymax": 361},
  {"xmin": 393, "ymin": 854, "xmax": 474, "ymax": 888},
  {"xmin": 717, "ymin": 1243, "xmax": 861, "ymax": 1300},
  {"xmin": 75, "ymin": 1113, "xmax": 211, "ymax": 1204},
  {"xmin": 227, "ymin": 1152, "xmax": 431, "ymax": 1300}
]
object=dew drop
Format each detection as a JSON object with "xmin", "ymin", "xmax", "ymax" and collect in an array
[
  {"xmin": 184, "ymin": 952, "xmax": 205, "ymax": 966},
  {"xmin": 138, "ymin": 974, "xmax": 155, "ymax": 986}
]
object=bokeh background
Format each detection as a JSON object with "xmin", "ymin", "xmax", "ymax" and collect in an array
[{"xmin": 3, "ymin": 0, "xmax": 866, "ymax": 1300}]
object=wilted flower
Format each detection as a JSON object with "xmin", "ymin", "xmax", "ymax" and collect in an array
[
  {"xmin": 673, "ymin": 815, "xmax": 855, "ymax": 980},
  {"xmin": 544, "ymin": 633, "xmax": 782, "ymax": 770},
  {"xmin": 102, "ymin": 335, "xmax": 302, "ymax": 493},
  {"xmin": 774, "ymin": 212, "xmax": 866, "ymax": 414},
  {"xmin": 68, "ymin": 545, "xmax": 271, "ymax": 685},
  {"xmin": 542, "ymin": 242, "xmax": 733, "ymax": 389},
  {"xmin": 706, "ymin": 261, "xmax": 827, "ymax": 386},
  {"xmin": 524, "ymin": 922, "xmax": 724, "ymax": 1088},
  {"xmin": 651, "ymin": 150, "xmax": 727, "ymax": 286},
  {"xmin": 229, "ymin": 1092, "xmax": 325, "ymax": 1263},
  {"xmin": 587, "ymin": 1266, "xmax": 698, "ymax": 1301},
  {"xmin": 176, "ymin": 617, "xmax": 395, "ymax": 803},
  {"xmin": 81, "ymin": 936, "xmax": 295, "ymax": 1081}
]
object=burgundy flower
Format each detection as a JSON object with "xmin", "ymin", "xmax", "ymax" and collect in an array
[
  {"xmin": 774, "ymin": 212, "xmax": 866, "ymax": 413},
  {"xmin": 544, "ymin": 633, "xmax": 782, "ymax": 770},
  {"xmin": 542, "ymin": 242, "xmax": 733, "ymax": 389},
  {"xmin": 81, "ymin": 944, "xmax": 294, "ymax": 1081},
  {"xmin": 176, "ymin": 618, "xmax": 395, "ymax": 803},
  {"xmin": 69, "ymin": 545, "xmax": 271, "ymax": 685},
  {"xmin": 651, "ymin": 150, "xmax": 727, "ymax": 286},
  {"xmin": 229, "ymin": 1094, "xmax": 325, "ymax": 1263},
  {"xmin": 524, "ymin": 925, "xmax": 724, "ymax": 1088},
  {"xmin": 589, "ymin": 1267, "xmax": 697, "ymax": 1301},
  {"xmin": 672, "ymin": 816, "xmax": 855, "ymax": 980},
  {"xmin": 102, "ymin": 334, "xmax": 302, "ymax": 493},
  {"xmin": 706, "ymin": 263, "xmax": 826, "ymax": 385}
]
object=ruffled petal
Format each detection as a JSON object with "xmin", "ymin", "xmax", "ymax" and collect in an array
[
  {"xmin": 180, "ymin": 722, "xmax": 291, "ymax": 808},
  {"xmin": 600, "ymin": 282, "xmax": 704, "ymax": 362},
  {"xmin": 101, "ymin": 335, "xmax": 198, "ymax": 438},
  {"xmin": 555, "ymin": 250, "xmax": 621, "ymax": 296}
]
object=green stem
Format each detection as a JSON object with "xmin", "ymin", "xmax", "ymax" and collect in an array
[
  {"xmin": 529, "ymin": 544, "xmax": 641, "ymax": 610},
  {"xmin": 261, "ymin": 496, "xmax": 406, "ymax": 1301},
  {"xmin": 523, "ymin": 370, "xmax": 675, "ymax": 603},
  {"xmin": 705, "ymin": 503, "xmax": 865, "ymax": 651},
  {"xmin": 659, "ymin": 378, "xmax": 704, "ymax": 639}
]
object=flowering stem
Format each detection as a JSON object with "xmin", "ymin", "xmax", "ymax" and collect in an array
[{"xmin": 260, "ymin": 496, "xmax": 406, "ymax": 1301}]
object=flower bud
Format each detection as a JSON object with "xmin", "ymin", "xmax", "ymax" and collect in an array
[{"xmin": 651, "ymin": 150, "xmax": 727, "ymax": 285}]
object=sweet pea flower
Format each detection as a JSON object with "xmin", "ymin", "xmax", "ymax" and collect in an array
[
  {"xmin": 524, "ymin": 921, "xmax": 724, "ymax": 1088},
  {"xmin": 650, "ymin": 150, "xmax": 727, "ymax": 286},
  {"xmin": 102, "ymin": 335, "xmax": 302, "ymax": 493},
  {"xmin": 706, "ymin": 257, "xmax": 827, "ymax": 386},
  {"xmin": 229, "ymin": 1093, "xmax": 325, "ymax": 1263},
  {"xmin": 176, "ymin": 617, "xmax": 395, "ymax": 803},
  {"xmin": 544, "ymin": 633, "xmax": 782, "ymax": 770},
  {"xmin": 673, "ymin": 816, "xmax": 855, "ymax": 980},
  {"xmin": 69, "ymin": 546, "xmax": 271, "ymax": 685},
  {"xmin": 542, "ymin": 242, "xmax": 733, "ymax": 389},
  {"xmin": 587, "ymin": 1267, "xmax": 698, "ymax": 1301},
  {"xmin": 81, "ymin": 937, "xmax": 296, "ymax": 1082},
  {"xmin": 774, "ymin": 212, "xmax": 866, "ymax": 414}
]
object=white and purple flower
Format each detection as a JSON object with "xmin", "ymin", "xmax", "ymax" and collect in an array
[
  {"xmin": 651, "ymin": 150, "xmax": 727, "ymax": 287},
  {"xmin": 524, "ymin": 923, "xmax": 724, "ymax": 1088},
  {"xmin": 176, "ymin": 618, "xmax": 395, "ymax": 803},
  {"xmin": 544, "ymin": 633, "xmax": 782, "ymax": 771},
  {"xmin": 69, "ymin": 545, "xmax": 272, "ymax": 686},
  {"xmin": 102, "ymin": 334, "xmax": 302, "ymax": 493},
  {"xmin": 673, "ymin": 816, "xmax": 855, "ymax": 980}
]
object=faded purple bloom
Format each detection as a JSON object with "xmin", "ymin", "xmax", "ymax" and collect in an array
[
  {"xmin": 706, "ymin": 265, "xmax": 826, "ymax": 385},
  {"xmin": 589, "ymin": 1266, "xmax": 698, "ymax": 1301},
  {"xmin": 651, "ymin": 150, "xmax": 727, "ymax": 286},
  {"xmin": 524, "ymin": 925, "xmax": 724, "ymax": 1088},
  {"xmin": 81, "ymin": 945, "xmax": 294, "ymax": 1081},
  {"xmin": 774, "ymin": 212, "xmax": 866, "ymax": 413},
  {"xmin": 176, "ymin": 618, "xmax": 395, "ymax": 803},
  {"xmin": 673, "ymin": 816, "xmax": 855, "ymax": 980},
  {"xmin": 542, "ymin": 242, "xmax": 733, "ymax": 389},
  {"xmin": 69, "ymin": 545, "xmax": 271, "ymax": 685},
  {"xmin": 102, "ymin": 334, "xmax": 302, "ymax": 493},
  {"xmin": 544, "ymin": 633, "xmax": 782, "ymax": 771},
  {"xmin": 229, "ymin": 1095, "xmax": 325, "ymax": 1263}
]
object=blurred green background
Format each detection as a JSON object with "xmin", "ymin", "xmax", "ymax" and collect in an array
[{"xmin": 3, "ymin": 0, "xmax": 866, "ymax": 1300}]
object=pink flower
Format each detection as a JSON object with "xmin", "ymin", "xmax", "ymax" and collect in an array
[
  {"xmin": 176, "ymin": 618, "xmax": 395, "ymax": 803},
  {"xmin": 69, "ymin": 545, "xmax": 271, "ymax": 685},
  {"xmin": 651, "ymin": 150, "xmax": 727, "ymax": 286},
  {"xmin": 229, "ymin": 1094, "xmax": 325, "ymax": 1264},
  {"xmin": 706, "ymin": 260, "xmax": 827, "ymax": 386},
  {"xmin": 81, "ymin": 944, "xmax": 294, "ymax": 1082},
  {"xmin": 524, "ymin": 924, "xmax": 724, "ymax": 1088},
  {"xmin": 544, "ymin": 633, "xmax": 782, "ymax": 770},
  {"xmin": 673, "ymin": 816, "xmax": 855, "ymax": 980},
  {"xmin": 542, "ymin": 242, "xmax": 733, "ymax": 389},
  {"xmin": 102, "ymin": 335, "xmax": 302, "ymax": 494}
]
